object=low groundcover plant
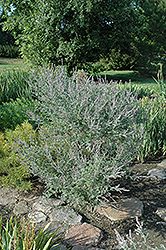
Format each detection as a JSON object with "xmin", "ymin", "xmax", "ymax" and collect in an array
[{"xmin": 12, "ymin": 65, "xmax": 147, "ymax": 209}]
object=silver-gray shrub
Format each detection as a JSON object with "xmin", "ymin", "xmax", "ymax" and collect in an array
[
  {"xmin": 115, "ymin": 217, "xmax": 166, "ymax": 250},
  {"xmin": 15, "ymin": 66, "xmax": 146, "ymax": 208}
]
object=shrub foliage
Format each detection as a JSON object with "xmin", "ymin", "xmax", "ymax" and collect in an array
[
  {"xmin": 12, "ymin": 66, "xmax": 147, "ymax": 208},
  {"xmin": 0, "ymin": 98, "xmax": 36, "ymax": 132},
  {"xmin": 0, "ymin": 121, "xmax": 36, "ymax": 191}
]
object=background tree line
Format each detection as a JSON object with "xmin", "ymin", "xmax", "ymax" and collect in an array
[
  {"xmin": 0, "ymin": 7, "xmax": 20, "ymax": 57},
  {"xmin": 1, "ymin": 0, "xmax": 166, "ymax": 74}
]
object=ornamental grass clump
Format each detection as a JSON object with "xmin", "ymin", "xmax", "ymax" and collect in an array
[
  {"xmin": 139, "ymin": 96, "xmax": 166, "ymax": 161},
  {"xmin": 13, "ymin": 65, "xmax": 147, "ymax": 208},
  {"xmin": 0, "ymin": 216, "xmax": 61, "ymax": 250},
  {"xmin": 0, "ymin": 69, "xmax": 32, "ymax": 104},
  {"xmin": 138, "ymin": 63, "xmax": 166, "ymax": 161}
]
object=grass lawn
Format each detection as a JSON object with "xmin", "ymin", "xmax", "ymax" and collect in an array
[
  {"xmin": 0, "ymin": 58, "xmax": 163, "ymax": 93},
  {"xmin": 100, "ymin": 70, "xmax": 163, "ymax": 92},
  {"xmin": 0, "ymin": 57, "xmax": 26, "ymax": 71}
]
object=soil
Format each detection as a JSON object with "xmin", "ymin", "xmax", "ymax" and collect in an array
[{"xmin": 1, "ymin": 156, "xmax": 166, "ymax": 249}]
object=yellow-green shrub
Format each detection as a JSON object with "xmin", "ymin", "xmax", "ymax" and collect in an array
[{"xmin": 0, "ymin": 121, "xmax": 36, "ymax": 191}]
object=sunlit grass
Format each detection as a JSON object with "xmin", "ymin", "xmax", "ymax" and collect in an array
[
  {"xmin": 0, "ymin": 59, "xmax": 163, "ymax": 93},
  {"xmin": 0, "ymin": 58, "xmax": 26, "ymax": 71},
  {"xmin": 100, "ymin": 70, "xmax": 163, "ymax": 92}
]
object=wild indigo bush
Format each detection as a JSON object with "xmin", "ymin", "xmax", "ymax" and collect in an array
[{"xmin": 14, "ymin": 66, "xmax": 147, "ymax": 208}]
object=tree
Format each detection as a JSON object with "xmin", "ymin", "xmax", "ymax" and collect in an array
[
  {"xmin": 0, "ymin": 8, "xmax": 15, "ymax": 45},
  {"xmin": 1, "ymin": 0, "xmax": 140, "ymax": 69},
  {"xmin": 2, "ymin": 0, "xmax": 166, "ymax": 72},
  {"xmin": 134, "ymin": 0, "xmax": 166, "ymax": 74}
]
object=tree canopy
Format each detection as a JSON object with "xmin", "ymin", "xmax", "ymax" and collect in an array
[
  {"xmin": 0, "ymin": 8, "xmax": 15, "ymax": 45},
  {"xmin": 1, "ymin": 0, "xmax": 166, "ymax": 72}
]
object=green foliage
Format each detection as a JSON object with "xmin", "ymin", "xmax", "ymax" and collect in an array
[
  {"xmin": 87, "ymin": 49, "xmax": 139, "ymax": 73},
  {"xmin": 0, "ymin": 45, "xmax": 20, "ymax": 58},
  {"xmin": 0, "ymin": 98, "xmax": 36, "ymax": 132},
  {"xmin": 0, "ymin": 216, "xmax": 61, "ymax": 250},
  {"xmin": 0, "ymin": 8, "xmax": 16, "ymax": 46},
  {"xmin": 14, "ymin": 66, "xmax": 146, "ymax": 208},
  {"xmin": 127, "ymin": 84, "xmax": 154, "ymax": 99},
  {"xmin": 139, "ymin": 96, "xmax": 166, "ymax": 161},
  {"xmin": 0, "ymin": 121, "xmax": 37, "ymax": 191},
  {"xmin": 0, "ymin": 69, "xmax": 32, "ymax": 104},
  {"xmin": 2, "ymin": 0, "xmax": 166, "ymax": 71},
  {"xmin": 152, "ymin": 63, "xmax": 166, "ymax": 98},
  {"xmin": 138, "ymin": 62, "xmax": 166, "ymax": 161},
  {"xmin": 135, "ymin": 0, "xmax": 166, "ymax": 75},
  {"xmin": 2, "ymin": 0, "xmax": 143, "ymax": 70}
]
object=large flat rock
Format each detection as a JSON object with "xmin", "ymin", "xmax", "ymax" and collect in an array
[
  {"xmin": 13, "ymin": 200, "xmax": 28, "ymax": 215},
  {"xmin": 28, "ymin": 211, "xmax": 47, "ymax": 223},
  {"xmin": 65, "ymin": 222, "xmax": 103, "ymax": 247},
  {"xmin": 95, "ymin": 198, "xmax": 143, "ymax": 221}
]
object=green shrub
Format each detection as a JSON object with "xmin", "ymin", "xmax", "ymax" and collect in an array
[
  {"xmin": 77, "ymin": 60, "xmax": 107, "ymax": 76},
  {"xmin": 0, "ymin": 69, "xmax": 32, "ymax": 104},
  {"xmin": 0, "ymin": 44, "xmax": 20, "ymax": 58},
  {"xmin": 0, "ymin": 216, "xmax": 61, "ymax": 250},
  {"xmin": 0, "ymin": 121, "xmax": 37, "ymax": 191},
  {"xmin": 13, "ymin": 66, "xmax": 147, "ymax": 209},
  {"xmin": 80, "ymin": 49, "xmax": 137, "ymax": 75},
  {"xmin": 0, "ymin": 98, "xmax": 37, "ymax": 132}
]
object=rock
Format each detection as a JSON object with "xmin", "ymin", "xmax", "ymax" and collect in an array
[
  {"xmin": 49, "ymin": 208, "xmax": 82, "ymax": 225},
  {"xmin": 13, "ymin": 200, "xmax": 28, "ymax": 215},
  {"xmin": 32, "ymin": 197, "xmax": 61, "ymax": 214},
  {"xmin": 155, "ymin": 207, "xmax": 166, "ymax": 221},
  {"xmin": 72, "ymin": 245, "xmax": 102, "ymax": 250},
  {"xmin": 157, "ymin": 159, "xmax": 166, "ymax": 169},
  {"xmin": 65, "ymin": 222, "xmax": 103, "ymax": 247},
  {"xmin": 147, "ymin": 169, "xmax": 166, "ymax": 180},
  {"xmin": 95, "ymin": 198, "xmax": 143, "ymax": 221},
  {"xmin": 0, "ymin": 188, "xmax": 18, "ymax": 207},
  {"xmin": 28, "ymin": 211, "xmax": 47, "ymax": 223},
  {"xmin": 72, "ymin": 246, "xmax": 90, "ymax": 250},
  {"xmin": 36, "ymin": 221, "xmax": 65, "ymax": 237},
  {"xmin": 52, "ymin": 245, "xmax": 67, "ymax": 250}
]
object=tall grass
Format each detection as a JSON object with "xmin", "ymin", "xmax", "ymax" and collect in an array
[
  {"xmin": 0, "ymin": 216, "xmax": 61, "ymax": 250},
  {"xmin": 0, "ymin": 69, "xmax": 32, "ymax": 104}
]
